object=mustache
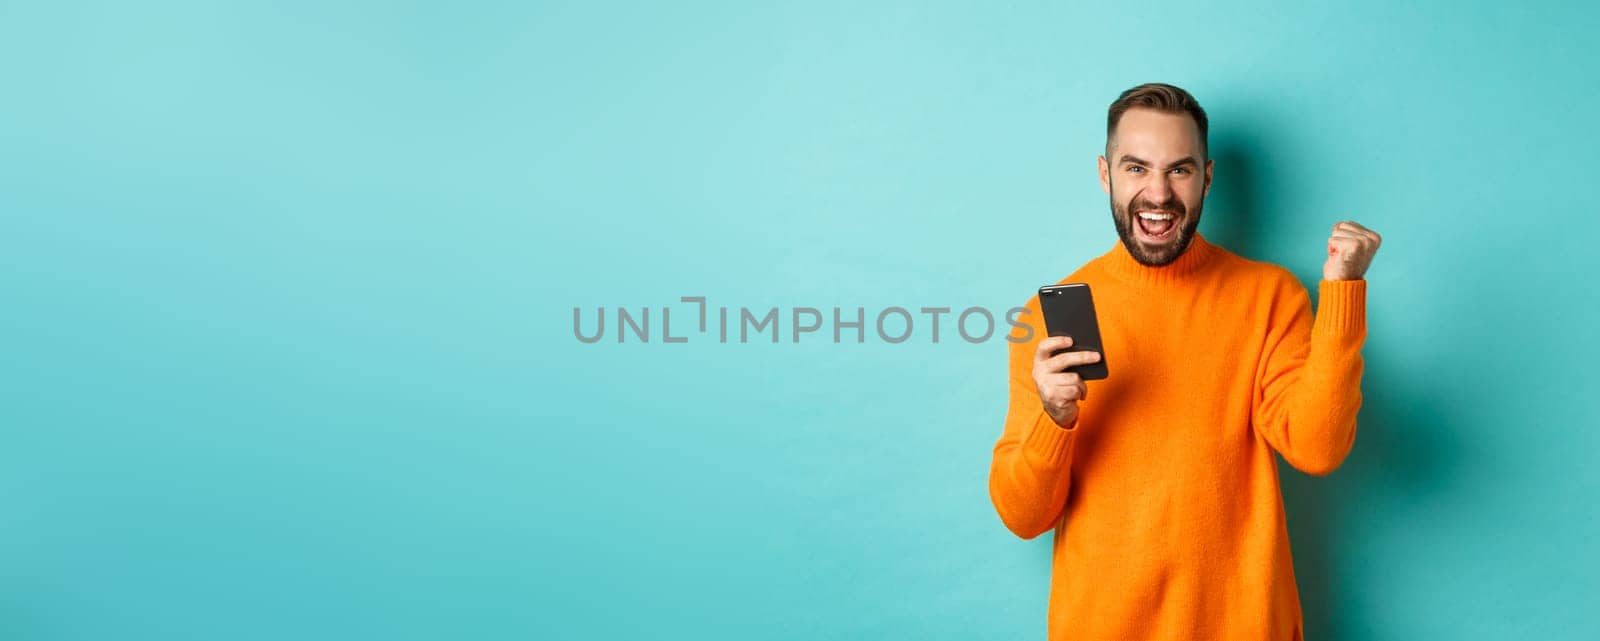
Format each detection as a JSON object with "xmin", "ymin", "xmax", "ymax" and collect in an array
[{"xmin": 1126, "ymin": 196, "xmax": 1186, "ymax": 217}]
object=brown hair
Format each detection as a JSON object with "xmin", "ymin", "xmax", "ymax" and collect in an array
[{"xmin": 1106, "ymin": 83, "xmax": 1209, "ymax": 156}]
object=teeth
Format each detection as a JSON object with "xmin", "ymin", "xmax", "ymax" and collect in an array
[{"xmin": 1137, "ymin": 211, "xmax": 1174, "ymax": 221}]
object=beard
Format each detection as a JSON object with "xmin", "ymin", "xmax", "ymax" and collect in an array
[{"xmin": 1110, "ymin": 183, "xmax": 1203, "ymax": 267}]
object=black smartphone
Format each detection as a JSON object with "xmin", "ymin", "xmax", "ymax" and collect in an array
[{"xmin": 1037, "ymin": 283, "xmax": 1109, "ymax": 380}]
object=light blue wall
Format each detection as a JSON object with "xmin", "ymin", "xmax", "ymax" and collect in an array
[{"xmin": 3, "ymin": 1, "xmax": 1596, "ymax": 639}]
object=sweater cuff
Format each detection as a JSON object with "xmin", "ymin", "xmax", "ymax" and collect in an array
[
  {"xmin": 1313, "ymin": 278, "xmax": 1367, "ymax": 337},
  {"xmin": 1022, "ymin": 408, "xmax": 1077, "ymax": 468}
]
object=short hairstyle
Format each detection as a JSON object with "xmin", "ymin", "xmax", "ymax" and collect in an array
[{"xmin": 1106, "ymin": 83, "xmax": 1209, "ymax": 157}]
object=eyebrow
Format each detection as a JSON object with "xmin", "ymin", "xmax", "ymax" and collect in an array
[{"xmin": 1117, "ymin": 155, "xmax": 1199, "ymax": 169}]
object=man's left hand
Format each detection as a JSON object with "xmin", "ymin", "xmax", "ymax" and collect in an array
[{"xmin": 1323, "ymin": 220, "xmax": 1382, "ymax": 281}]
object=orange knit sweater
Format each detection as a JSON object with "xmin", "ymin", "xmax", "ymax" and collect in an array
[{"xmin": 988, "ymin": 232, "xmax": 1367, "ymax": 641}]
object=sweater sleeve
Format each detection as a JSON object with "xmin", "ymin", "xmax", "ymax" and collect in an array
[
  {"xmin": 1253, "ymin": 278, "xmax": 1368, "ymax": 476},
  {"xmin": 988, "ymin": 303, "xmax": 1078, "ymax": 539}
]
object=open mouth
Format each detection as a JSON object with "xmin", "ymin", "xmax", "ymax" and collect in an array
[{"xmin": 1134, "ymin": 210, "xmax": 1180, "ymax": 243}]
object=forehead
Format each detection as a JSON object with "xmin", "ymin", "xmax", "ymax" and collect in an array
[{"xmin": 1109, "ymin": 108, "xmax": 1203, "ymax": 160}]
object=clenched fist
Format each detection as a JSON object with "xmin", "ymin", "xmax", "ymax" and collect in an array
[
  {"xmin": 1033, "ymin": 335, "xmax": 1101, "ymax": 429},
  {"xmin": 1324, "ymin": 220, "xmax": 1383, "ymax": 281}
]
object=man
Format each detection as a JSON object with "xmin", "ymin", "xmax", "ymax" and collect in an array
[{"xmin": 987, "ymin": 83, "xmax": 1382, "ymax": 640}]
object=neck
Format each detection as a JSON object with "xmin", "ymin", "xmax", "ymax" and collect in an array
[{"xmin": 1102, "ymin": 232, "xmax": 1218, "ymax": 287}]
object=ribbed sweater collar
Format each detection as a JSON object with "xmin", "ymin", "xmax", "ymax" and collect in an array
[{"xmin": 1101, "ymin": 232, "xmax": 1220, "ymax": 287}]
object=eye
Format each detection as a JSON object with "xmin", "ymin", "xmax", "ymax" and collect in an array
[
  {"xmin": 1170, "ymin": 167, "xmax": 1190, "ymax": 175},
  {"xmin": 1127, "ymin": 166, "xmax": 1144, "ymax": 174}
]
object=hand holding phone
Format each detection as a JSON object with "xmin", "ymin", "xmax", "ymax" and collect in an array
[
  {"xmin": 1033, "ymin": 335, "xmax": 1100, "ymax": 428},
  {"xmin": 1033, "ymin": 283, "xmax": 1109, "ymax": 428}
]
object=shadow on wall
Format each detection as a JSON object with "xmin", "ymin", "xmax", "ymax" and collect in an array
[
  {"xmin": 1204, "ymin": 132, "xmax": 1467, "ymax": 640},
  {"xmin": 1278, "ymin": 364, "xmax": 1464, "ymax": 640},
  {"xmin": 1199, "ymin": 137, "xmax": 1263, "ymax": 258}
]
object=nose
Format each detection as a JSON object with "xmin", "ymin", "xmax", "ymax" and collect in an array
[{"xmin": 1143, "ymin": 172, "xmax": 1173, "ymax": 206}]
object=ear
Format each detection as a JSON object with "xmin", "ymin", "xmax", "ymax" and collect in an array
[
  {"xmin": 1097, "ymin": 155, "xmax": 1111, "ymax": 194},
  {"xmin": 1202, "ymin": 157, "xmax": 1214, "ymax": 199}
]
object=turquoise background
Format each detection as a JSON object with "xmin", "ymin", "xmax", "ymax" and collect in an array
[{"xmin": 3, "ymin": 1, "xmax": 1597, "ymax": 639}]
